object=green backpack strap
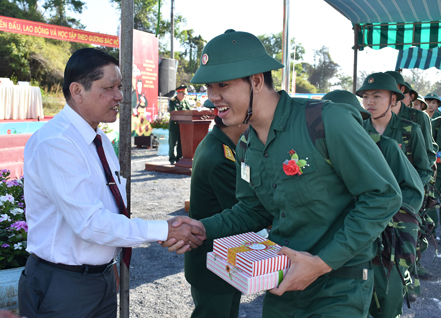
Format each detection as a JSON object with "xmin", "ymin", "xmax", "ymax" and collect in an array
[
  {"xmin": 400, "ymin": 119, "xmax": 413, "ymax": 163},
  {"xmin": 305, "ymin": 100, "xmax": 330, "ymax": 163}
]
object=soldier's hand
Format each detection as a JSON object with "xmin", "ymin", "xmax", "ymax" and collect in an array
[
  {"xmin": 269, "ymin": 247, "xmax": 332, "ymax": 295},
  {"xmin": 158, "ymin": 216, "xmax": 206, "ymax": 254}
]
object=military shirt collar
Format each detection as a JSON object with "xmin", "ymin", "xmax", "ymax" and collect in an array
[
  {"xmin": 270, "ymin": 90, "xmax": 291, "ymax": 131},
  {"xmin": 248, "ymin": 90, "xmax": 290, "ymax": 149},
  {"xmin": 210, "ymin": 125, "xmax": 236, "ymax": 150},
  {"xmin": 364, "ymin": 112, "xmax": 400, "ymax": 134},
  {"xmin": 397, "ymin": 101, "xmax": 409, "ymax": 117}
]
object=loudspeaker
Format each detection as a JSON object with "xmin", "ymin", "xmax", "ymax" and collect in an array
[{"xmin": 158, "ymin": 58, "xmax": 176, "ymax": 98}]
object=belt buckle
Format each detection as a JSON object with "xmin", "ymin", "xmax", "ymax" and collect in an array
[{"xmin": 363, "ymin": 269, "xmax": 368, "ymax": 280}]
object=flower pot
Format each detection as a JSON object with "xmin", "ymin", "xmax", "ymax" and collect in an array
[
  {"xmin": 151, "ymin": 128, "xmax": 169, "ymax": 156},
  {"xmin": 0, "ymin": 266, "xmax": 24, "ymax": 310}
]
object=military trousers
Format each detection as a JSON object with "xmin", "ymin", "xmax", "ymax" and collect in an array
[
  {"xmin": 369, "ymin": 265, "xmax": 405, "ymax": 318},
  {"xmin": 262, "ymin": 268, "xmax": 374, "ymax": 318},
  {"xmin": 190, "ymin": 285, "xmax": 241, "ymax": 318},
  {"xmin": 169, "ymin": 130, "xmax": 182, "ymax": 163}
]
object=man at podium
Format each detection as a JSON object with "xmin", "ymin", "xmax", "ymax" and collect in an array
[{"xmin": 168, "ymin": 85, "xmax": 191, "ymax": 165}]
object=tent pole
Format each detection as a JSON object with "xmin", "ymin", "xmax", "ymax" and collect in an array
[
  {"xmin": 353, "ymin": 24, "xmax": 359, "ymax": 94},
  {"xmin": 282, "ymin": 0, "xmax": 290, "ymax": 93},
  {"xmin": 120, "ymin": 0, "xmax": 133, "ymax": 317}
]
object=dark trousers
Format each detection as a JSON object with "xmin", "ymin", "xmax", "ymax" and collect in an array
[
  {"xmin": 169, "ymin": 130, "xmax": 182, "ymax": 163},
  {"xmin": 18, "ymin": 255, "xmax": 117, "ymax": 318},
  {"xmin": 190, "ymin": 285, "xmax": 241, "ymax": 318}
]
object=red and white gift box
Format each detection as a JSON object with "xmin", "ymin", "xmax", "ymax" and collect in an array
[
  {"xmin": 213, "ymin": 232, "xmax": 290, "ymax": 277},
  {"xmin": 207, "ymin": 252, "xmax": 289, "ymax": 295}
]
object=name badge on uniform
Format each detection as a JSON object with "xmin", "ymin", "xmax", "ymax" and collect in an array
[{"xmin": 241, "ymin": 162, "xmax": 250, "ymax": 183}]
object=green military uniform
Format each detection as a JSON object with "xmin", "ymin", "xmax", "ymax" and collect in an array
[
  {"xmin": 396, "ymin": 101, "xmax": 437, "ymax": 168},
  {"xmin": 185, "ymin": 123, "xmax": 242, "ymax": 318},
  {"xmin": 168, "ymin": 89, "xmax": 190, "ymax": 164},
  {"xmin": 200, "ymin": 92, "xmax": 402, "ymax": 318},
  {"xmin": 425, "ymin": 93, "xmax": 441, "ymax": 119},
  {"xmin": 366, "ymin": 135, "xmax": 424, "ymax": 318},
  {"xmin": 430, "ymin": 117, "xmax": 441, "ymax": 232},
  {"xmin": 323, "ymin": 90, "xmax": 424, "ymax": 318},
  {"xmin": 363, "ymin": 112, "xmax": 432, "ymax": 187}
]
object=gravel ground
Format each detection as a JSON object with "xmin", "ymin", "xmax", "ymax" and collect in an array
[{"xmin": 126, "ymin": 146, "xmax": 441, "ymax": 318}]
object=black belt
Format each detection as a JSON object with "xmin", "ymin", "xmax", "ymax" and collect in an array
[
  {"xmin": 32, "ymin": 254, "xmax": 116, "ymax": 274},
  {"xmin": 326, "ymin": 261, "xmax": 372, "ymax": 280}
]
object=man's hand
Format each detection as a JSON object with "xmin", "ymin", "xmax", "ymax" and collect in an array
[
  {"xmin": 269, "ymin": 247, "xmax": 332, "ymax": 296},
  {"xmin": 158, "ymin": 216, "xmax": 206, "ymax": 254}
]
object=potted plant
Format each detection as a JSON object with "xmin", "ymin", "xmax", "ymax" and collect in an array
[{"xmin": 0, "ymin": 169, "xmax": 27, "ymax": 310}]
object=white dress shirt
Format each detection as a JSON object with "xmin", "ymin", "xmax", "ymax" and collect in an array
[{"xmin": 24, "ymin": 104, "xmax": 168, "ymax": 265}]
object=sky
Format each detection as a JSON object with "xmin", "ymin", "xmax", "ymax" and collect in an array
[{"xmin": 70, "ymin": 0, "xmax": 441, "ymax": 85}]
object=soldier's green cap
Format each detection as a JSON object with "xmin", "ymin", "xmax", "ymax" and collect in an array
[
  {"xmin": 203, "ymin": 99, "xmax": 215, "ymax": 108},
  {"xmin": 191, "ymin": 29, "xmax": 284, "ymax": 84},
  {"xmin": 322, "ymin": 90, "xmax": 370, "ymax": 120},
  {"xmin": 424, "ymin": 92, "xmax": 440, "ymax": 101},
  {"xmin": 405, "ymin": 82, "xmax": 418, "ymax": 101},
  {"xmin": 416, "ymin": 94, "xmax": 428, "ymax": 110},
  {"xmin": 356, "ymin": 72, "xmax": 405, "ymax": 101},
  {"xmin": 384, "ymin": 71, "xmax": 410, "ymax": 94}
]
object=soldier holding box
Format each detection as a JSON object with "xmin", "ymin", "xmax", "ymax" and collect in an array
[{"xmin": 165, "ymin": 30, "xmax": 402, "ymax": 317}]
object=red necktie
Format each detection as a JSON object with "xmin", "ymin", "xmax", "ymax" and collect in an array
[{"xmin": 93, "ymin": 134, "xmax": 132, "ymax": 268}]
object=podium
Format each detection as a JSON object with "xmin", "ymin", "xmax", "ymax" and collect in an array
[{"xmin": 171, "ymin": 109, "xmax": 215, "ymax": 168}]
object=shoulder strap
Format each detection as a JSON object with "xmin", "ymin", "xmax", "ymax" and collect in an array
[
  {"xmin": 305, "ymin": 100, "xmax": 329, "ymax": 161},
  {"xmin": 400, "ymin": 119, "xmax": 413, "ymax": 163}
]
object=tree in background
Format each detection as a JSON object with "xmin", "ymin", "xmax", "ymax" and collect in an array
[
  {"xmin": 41, "ymin": 0, "xmax": 85, "ymax": 29},
  {"xmin": 402, "ymin": 69, "xmax": 432, "ymax": 97},
  {"xmin": 0, "ymin": 0, "xmax": 90, "ymax": 89},
  {"xmin": 307, "ymin": 46, "xmax": 340, "ymax": 93}
]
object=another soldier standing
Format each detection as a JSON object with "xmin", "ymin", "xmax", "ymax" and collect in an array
[
  {"xmin": 323, "ymin": 89, "xmax": 424, "ymax": 318},
  {"xmin": 168, "ymin": 85, "xmax": 191, "ymax": 165},
  {"xmin": 425, "ymin": 93, "xmax": 441, "ymax": 119},
  {"xmin": 413, "ymin": 95, "xmax": 428, "ymax": 112},
  {"xmin": 185, "ymin": 99, "xmax": 248, "ymax": 318}
]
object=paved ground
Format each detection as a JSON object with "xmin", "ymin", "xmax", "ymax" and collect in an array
[{"xmin": 125, "ymin": 146, "xmax": 441, "ymax": 318}]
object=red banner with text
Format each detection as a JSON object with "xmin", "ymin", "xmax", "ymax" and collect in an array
[
  {"xmin": 131, "ymin": 29, "xmax": 159, "ymax": 137},
  {"xmin": 0, "ymin": 15, "xmax": 119, "ymax": 48}
]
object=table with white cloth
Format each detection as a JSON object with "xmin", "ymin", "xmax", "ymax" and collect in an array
[{"xmin": 0, "ymin": 85, "xmax": 44, "ymax": 120}]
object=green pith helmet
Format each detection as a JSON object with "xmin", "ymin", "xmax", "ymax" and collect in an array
[
  {"xmin": 322, "ymin": 90, "xmax": 371, "ymax": 120},
  {"xmin": 405, "ymin": 82, "xmax": 418, "ymax": 101},
  {"xmin": 424, "ymin": 92, "xmax": 441, "ymax": 103},
  {"xmin": 356, "ymin": 72, "xmax": 405, "ymax": 101},
  {"xmin": 384, "ymin": 71, "xmax": 410, "ymax": 94},
  {"xmin": 203, "ymin": 98, "xmax": 215, "ymax": 108},
  {"xmin": 416, "ymin": 94, "xmax": 428, "ymax": 110},
  {"xmin": 191, "ymin": 29, "xmax": 284, "ymax": 84}
]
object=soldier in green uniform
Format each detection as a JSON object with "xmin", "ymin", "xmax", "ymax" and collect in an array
[
  {"xmin": 413, "ymin": 95, "xmax": 428, "ymax": 111},
  {"xmin": 404, "ymin": 82, "xmax": 418, "ymax": 108},
  {"xmin": 361, "ymin": 72, "xmax": 432, "ymax": 187},
  {"xmin": 431, "ymin": 116, "xmax": 441, "ymax": 240},
  {"xmin": 323, "ymin": 90, "xmax": 424, "ymax": 318},
  {"xmin": 425, "ymin": 93, "xmax": 441, "ymax": 119},
  {"xmin": 168, "ymin": 85, "xmax": 191, "ymax": 164},
  {"xmin": 385, "ymin": 71, "xmax": 437, "ymax": 168},
  {"xmin": 166, "ymin": 30, "xmax": 402, "ymax": 318},
  {"xmin": 185, "ymin": 99, "xmax": 248, "ymax": 318},
  {"xmin": 385, "ymin": 72, "xmax": 438, "ymax": 285}
]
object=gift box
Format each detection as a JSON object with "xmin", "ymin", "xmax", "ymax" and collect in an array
[
  {"xmin": 213, "ymin": 232, "xmax": 290, "ymax": 276},
  {"xmin": 207, "ymin": 252, "xmax": 289, "ymax": 295}
]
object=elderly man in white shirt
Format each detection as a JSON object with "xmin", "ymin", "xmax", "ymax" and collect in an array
[{"xmin": 18, "ymin": 48, "xmax": 206, "ymax": 318}]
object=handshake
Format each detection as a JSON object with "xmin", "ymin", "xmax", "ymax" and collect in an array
[{"xmin": 159, "ymin": 216, "xmax": 206, "ymax": 254}]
